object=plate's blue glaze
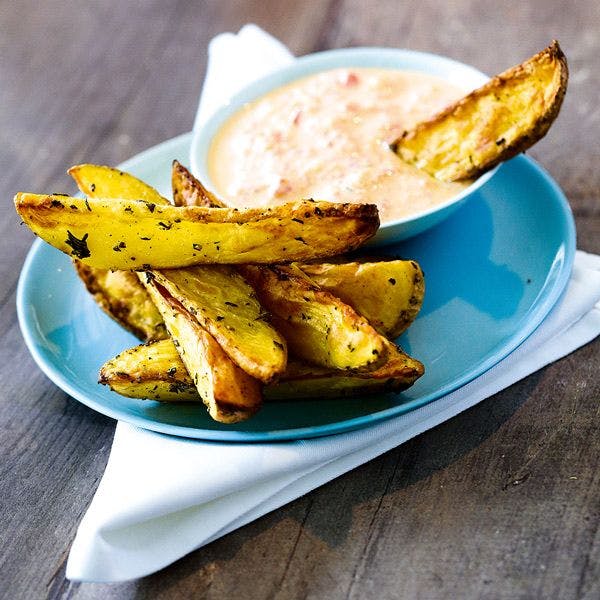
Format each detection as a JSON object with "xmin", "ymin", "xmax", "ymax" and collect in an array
[
  {"xmin": 190, "ymin": 47, "xmax": 500, "ymax": 244},
  {"xmin": 17, "ymin": 132, "xmax": 575, "ymax": 441}
]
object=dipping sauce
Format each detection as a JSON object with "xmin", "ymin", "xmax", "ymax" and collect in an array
[{"xmin": 208, "ymin": 68, "xmax": 470, "ymax": 224}]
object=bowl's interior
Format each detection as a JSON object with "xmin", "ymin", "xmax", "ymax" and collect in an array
[{"xmin": 190, "ymin": 47, "xmax": 499, "ymax": 244}]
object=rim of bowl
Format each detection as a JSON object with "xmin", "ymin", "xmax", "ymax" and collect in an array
[{"xmin": 190, "ymin": 46, "xmax": 499, "ymax": 233}]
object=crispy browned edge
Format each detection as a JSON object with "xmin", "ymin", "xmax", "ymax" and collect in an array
[
  {"xmin": 391, "ymin": 40, "xmax": 569, "ymax": 181},
  {"xmin": 172, "ymin": 160, "xmax": 225, "ymax": 208},
  {"xmin": 98, "ymin": 339, "xmax": 196, "ymax": 389},
  {"xmin": 98, "ymin": 340, "xmax": 262, "ymax": 420}
]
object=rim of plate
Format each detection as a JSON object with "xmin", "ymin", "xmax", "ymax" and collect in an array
[{"xmin": 190, "ymin": 47, "xmax": 500, "ymax": 238}]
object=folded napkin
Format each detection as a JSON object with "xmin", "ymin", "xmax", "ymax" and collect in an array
[
  {"xmin": 66, "ymin": 26, "xmax": 600, "ymax": 582},
  {"xmin": 193, "ymin": 24, "xmax": 294, "ymax": 130}
]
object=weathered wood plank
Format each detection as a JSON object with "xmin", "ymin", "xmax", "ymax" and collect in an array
[{"xmin": 0, "ymin": 0, "xmax": 598, "ymax": 599}]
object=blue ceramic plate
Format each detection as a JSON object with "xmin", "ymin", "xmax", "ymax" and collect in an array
[
  {"xmin": 190, "ymin": 47, "xmax": 500, "ymax": 245},
  {"xmin": 17, "ymin": 132, "xmax": 575, "ymax": 441}
]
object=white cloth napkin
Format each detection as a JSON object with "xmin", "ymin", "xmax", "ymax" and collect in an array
[
  {"xmin": 193, "ymin": 24, "xmax": 294, "ymax": 131},
  {"xmin": 66, "ymin": 26, "xmax": 600, "ymax": 583}
]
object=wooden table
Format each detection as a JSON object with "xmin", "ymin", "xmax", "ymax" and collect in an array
[{"xmin": 1, "ymin": 1, "xmax": 598, "ymax": 598}]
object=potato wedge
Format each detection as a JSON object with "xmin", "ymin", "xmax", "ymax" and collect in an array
[
  {"xmin": 148, "ymin": 266, "xmax": 287, "ymax": 383},
  {"xmin": 392, "ymin": 41, "xmax": 568, "ymax": 181},
  {"xmin": 74, "ymin": 261, "xmax": 166, "ymax": 340},
  {"xmin": 172, "ymin": 160, "xmax": 224, "ymax": 208},
  {"xmin": 15, "ymin": 193, "xmax": 379, "ymax": 269},
  {"xmin": 299, "ymin": 259, "xmax": 424, "ymax": 338},
  {"xmin": 142, "ymin": 279, "xmax": 262, "ymax": 423},
  {"xmin": 68, "ymin": 164, "xmax": 169, "ymax": 203},
  {"xmin": 99, "ymin": 339, "xmax": 199, "ymax": 401},
  {"xmin": 238, "ymin": 264, "xmax": 387, "ymax": 370},
  {"xmin": 100, "ymin": 338, "xmax": 424, "ymax": 401}
]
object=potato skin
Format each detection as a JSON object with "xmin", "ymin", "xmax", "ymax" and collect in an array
[
  {"xmin": 392, "ymin": 41, "xmax": 568, "ymax": 181},
  {"xmin": 99, "ymin": 339, "xmax": 200, "ymax": 401},
  {"xmin": 266, "ymin": 338, "xmax": 423, "ymax": 399}
]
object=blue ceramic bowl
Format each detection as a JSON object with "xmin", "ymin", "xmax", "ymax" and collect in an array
[{"xmin": 190, "ymin": 47, "xmax": 499, "ymax": 244}]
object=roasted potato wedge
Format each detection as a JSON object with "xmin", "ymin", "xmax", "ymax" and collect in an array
[
  {"xmin": 148, "ymin": 266, "xmax": 287, "ymax": 383},
  {"xmin": 68, "ymin": 164, "xmax": 169, "ymax": 203},
  {"xmin": 172, "ymin": 160, "xmax": 224, "ymax": 208},
  {"xmin": 238, "ymin": 264, "xmax": 388, "ymax": 370},
  {"xmin": 100, "ymin": 338, "xmax": 424, "ymax": 401},
  {"xmin": 299, "ymin": 259, "xmax": 424, "ymax": 338},
  {"xmin": 15, "ymin": 193, "xmax": 379, "ymax": 269},
  {"xmin": 99, "ymin": 339, "xmax": 199, "ymax": 402},
  {"xmin": 142, "ymin": 279, "xmax": 262, "ymax": 423},
  {"xmin": 74, "ymin": 262, "xmax": 166, "ymax": 340},
  {"xmin": 392, "ymin": 41, "xmax": 568, "ymax": 181}
]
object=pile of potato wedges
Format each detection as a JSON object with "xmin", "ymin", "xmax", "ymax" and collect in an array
[{"xmin": 16, "ymin": 162, "xmax": 425, "ymax": 423}]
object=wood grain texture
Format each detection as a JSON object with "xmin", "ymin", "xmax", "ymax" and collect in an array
[{"xmin": 0, "ymin": 0, "xmax": 598, "ymax": 598}]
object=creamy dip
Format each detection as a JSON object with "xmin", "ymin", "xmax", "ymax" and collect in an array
[{"xmin": 208, "ymin": 68, "xmax": 470, "ymax": 224}]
